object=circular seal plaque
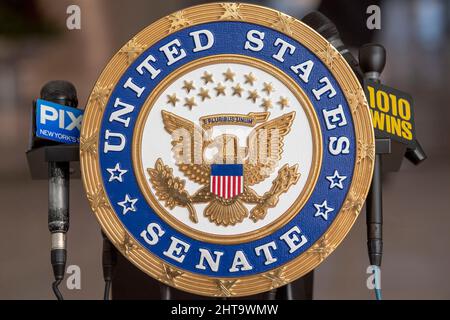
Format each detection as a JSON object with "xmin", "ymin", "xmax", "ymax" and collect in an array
[{"xmin": 81, "ymin": 3, "xmax": 374, "ymax": 297}]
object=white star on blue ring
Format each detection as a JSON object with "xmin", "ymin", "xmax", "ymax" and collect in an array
[
  {"xmin": 118, "ymin": 194, "xmax": 138, "ymax": 215},
  {"xmin": 107, "ymin": 163, "xmax": 128, "ymax": 182},
  {"xmin": 314, "ymin": 200, "xmax": 334, "ymax": 221},
  {"xmin": 326, "ymin": 170, "xmax": 347, "ymax": 190}
]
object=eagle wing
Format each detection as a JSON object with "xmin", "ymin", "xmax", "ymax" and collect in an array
[
  {"xmin": 161, "ymin": 110, "xmax": 210, "ymax": 185},
  {"xmin": 244, "ymin": 111, "xmax": 295, "ymax": 186}
]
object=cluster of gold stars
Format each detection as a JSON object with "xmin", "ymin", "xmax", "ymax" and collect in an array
[{"xmin": 165, "ymin": 68, "xmax": 292, "ymax": 111}]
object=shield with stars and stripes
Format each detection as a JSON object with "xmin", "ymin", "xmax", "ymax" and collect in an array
[{"xmin": 210, "ymin": 164, "xmax": 244, "ymax": 199}]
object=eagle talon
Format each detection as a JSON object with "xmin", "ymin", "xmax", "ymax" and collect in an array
[
  {"xmin": 250, "ymin": 207, "xmax": 268, "ymax": 222},
  {"xmin": 187, "ymin": 203, "xmax": 198, "ymax": 223}
]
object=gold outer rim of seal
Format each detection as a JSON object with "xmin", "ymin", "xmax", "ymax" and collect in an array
[
  {"xmin": 80, "ymin": 2, "xmax": 375, "ymax": 297},
  {"xmin": 132, "ymin": 54, "xmax": 323, "ymax": 245}
]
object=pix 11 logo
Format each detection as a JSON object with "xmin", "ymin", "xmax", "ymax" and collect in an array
[{"xmin": 35, "ymin": 99, "xmax": 83, "ymax": 144}]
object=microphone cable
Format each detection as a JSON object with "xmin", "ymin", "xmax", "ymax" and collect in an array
[
  {"xmin": 375, "ymin": 287, "xmax": 382, "ymax": 300},
  {"xmin": 104, "ymin": 281, "xmax": 112, "ymax": 301},
  {"xmin": 52, "ymin": 280, "xmax": 64, "ymax": 301}
]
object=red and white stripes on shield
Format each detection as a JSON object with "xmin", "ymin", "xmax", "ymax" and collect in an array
[{"xmin": 210, "ymin": 175, "xmax": 243, "ymax": 199}]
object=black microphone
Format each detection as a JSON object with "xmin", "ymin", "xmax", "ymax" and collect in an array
[
  {"xmin": 359, "ymin": 43, "xmax": 385, "ymax": 83},
  {"xmin": 41, "ymin": 80, "xmax": 78, "ymax": 300},
  {"xmin": 302, "ymin": 11, "xmax": 364, "ymax": 81},
  {"xmin": 359, "ymin": 44, "xmax": 385, "ymax": 268}
]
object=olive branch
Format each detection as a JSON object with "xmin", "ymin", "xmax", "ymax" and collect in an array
[
  {"xmin": 147, "ymin": 158, "xmax": 198, "ymax": 223},
  {"xmin": 250, "ymin": 164, "xmax": 300, "ymax": 222}
]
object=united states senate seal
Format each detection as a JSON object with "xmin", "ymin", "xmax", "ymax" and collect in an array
[{"xmin": 81, "ymin": 3, "xmax": 374, "ymax": 297}]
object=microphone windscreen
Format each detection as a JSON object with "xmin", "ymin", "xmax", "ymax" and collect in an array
[
  {"xmin": 40, "ymin": 80, "xmax": 78, "ymax": 108},
  {"xmin": 358, "ymin": 44, "xmax": 386, "ymax": 75}
]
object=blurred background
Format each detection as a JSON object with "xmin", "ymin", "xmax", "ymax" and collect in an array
[{"xmin": 0, "ymin": 0, "xmax": 449, "ymax": 299}]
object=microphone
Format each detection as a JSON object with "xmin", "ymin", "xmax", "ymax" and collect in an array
[
  {"xmin": 359, "ymin": 44, "xmax": 384, "ymax": 268},
  {"xmin": 358, "ymin": 43, "xmax": 385, "ymax": 82},
  {"xmin": 302, "ymin": 11, "xmax": 364, "ymax": 81},
  {"xmin": 41, "ymin": 80, "xmax": 78, "ymax": 300},
  {"xmin": 40, "ymin": 80, "xmax": 78, "ymax": 108}
]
